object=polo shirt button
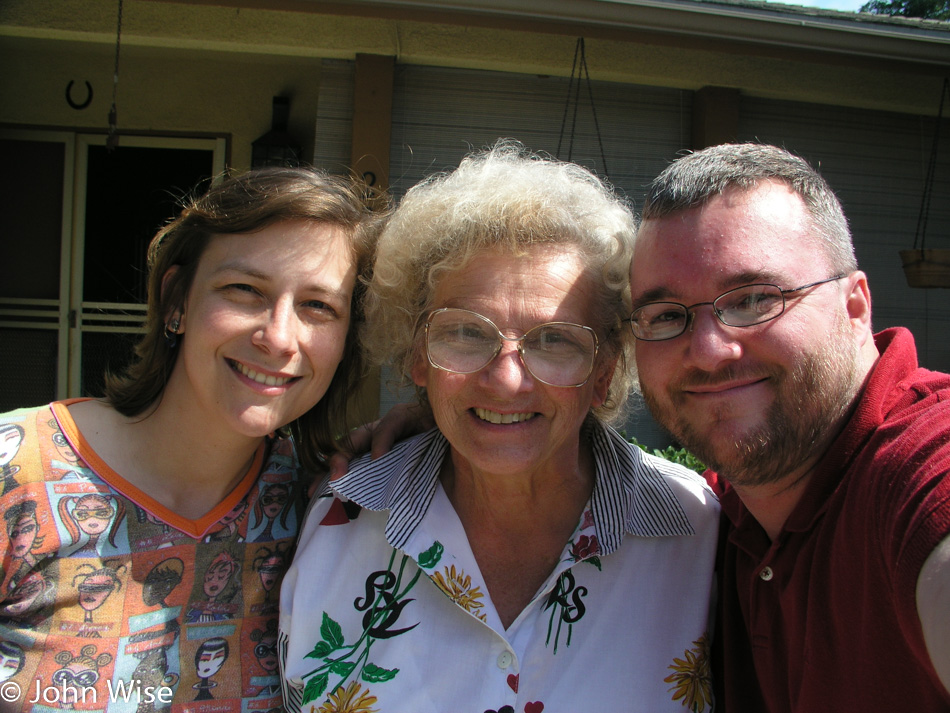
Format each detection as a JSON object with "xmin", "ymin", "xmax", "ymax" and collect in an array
[
  {"xmin": 759, "ymin": 566, "xmax": 774, "ymax": 581},
  {"xmin": 496, "ymin": 651, "xmax": 513, "ymax": 669}
]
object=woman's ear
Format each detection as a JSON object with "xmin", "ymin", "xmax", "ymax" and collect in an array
[
  {"xmin": 161, "ymin": 266, "xmax": 184, "ymax": 332},
  {"xmin": 590, "ymin": 356, "xmax": 617, "ymax": 409},
  {"xmin": 410, "ymin": 348, "xmax": 428, "ymax": 388}
]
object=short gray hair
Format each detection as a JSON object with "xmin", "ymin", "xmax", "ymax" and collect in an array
[
  {"xmin": 643, "ymin": 143, "xmax": 857, "ymax": 273},
  {"xmin": 363, "ymin": 140, "xmax": 637, "ymax": 424}
]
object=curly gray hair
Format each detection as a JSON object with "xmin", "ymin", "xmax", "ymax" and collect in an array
[{"xmin": 363, "ymin": 140, "xmax": 637, "ymax": 424}]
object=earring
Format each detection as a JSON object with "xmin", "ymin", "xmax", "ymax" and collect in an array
[{"xmin": 164, "ymin": 317, "xmax": 181, "ymax": 347}]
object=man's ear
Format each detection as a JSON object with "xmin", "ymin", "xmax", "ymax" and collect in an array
[{"xmin": 844, "ymin": 270, "xmax": 872, "ymax": 346}]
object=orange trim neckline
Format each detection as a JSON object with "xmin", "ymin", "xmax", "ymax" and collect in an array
[{"xmin": 51, "ymin": 399, "xmax": 266, "ymax": 539}]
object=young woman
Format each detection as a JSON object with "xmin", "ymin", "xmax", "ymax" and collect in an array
[{"xmin": 0, "ymin": 167, "xmax": 385, "ymax": 710}]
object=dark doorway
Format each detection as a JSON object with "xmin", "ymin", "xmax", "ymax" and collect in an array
[{"xmin": 80, "ymin": 144, "xmax": 215, "ymax": 398}]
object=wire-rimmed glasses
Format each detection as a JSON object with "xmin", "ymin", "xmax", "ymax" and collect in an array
[
  {"xmin": 424, "ymin": 308, "xmax": 599, "ymax": 387},
  {"xmin": 628, "ymin": 275, "xmax": 846, "ymax": 342}
]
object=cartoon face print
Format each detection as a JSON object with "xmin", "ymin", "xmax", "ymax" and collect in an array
[
  {"xmin": 71, "ymin": 495, "xmax": 115, "ymax": 537},
  {"xmin": 142, "ymin": 558, "xmax": 184, "ymax": 608},
  {"xmin": 52, "ymin": 644, "xmax": 112, "ymax": 705},
  {"xmin": 9, "ymin": 512, "xmax": 38, "ymax": 558},
  {"xmin": 3, "ymin": 570, "xmax": 52, "ymax": 617},
  {"xmin": 0, "ymin": 425, "xmax": 24, "ymax": 469},
  {"xmin": 250, "ymin": 482, "xmax": 295, "ymax": 543},
  {"xmin": 49, "ymin": 426, "xmax": 80, "ymax": 465},
  {"xmin": 203, "ymin": 567, "xmax": 230, "ymax": 599},
  {"xmin": 218, "ymin": 500, "xmax": 247, "ymax": 534},
  {"xmin": 76, "ymin": 573, "xmax": 118, "ymax": 614},
  {"xmin": 195, "ymin": 641, "xmax": 227, "ymax": 679},
  {"xmin": 5, "ymin": 500, "xmax": 43, "ymax": 566},
  {"xmin": 251, "ymin": 621, "xmax": 279, "ymax": 675},
  {"xmin": 257, "ymin": 555, "xmax": 282, "ymax": 592},
  {"xmin": 205, "ymin": 500, "xmax": 248, "ymax": 543},
  {"xmin": 58, "ymin": 493, "xmax": 126, "ymax": 556},
  {"xmin": 259, "ymin": 484, "xmax": 289, "ymax": 520},
  {"xmin": 0, "ymin": 425, "xmax": 25, "ymax": 495},
  {"xmin": 253, "ymin": 543, "xmax": 288, "ymax": 595},
  {"xmin": 202, "ymin": 552, "xmax": 238, "ymax": 601},
  {"xmin": 192, "ymin": 637, "xmax": 229, "ymax": 700},
  {"xmin": 72, "ymin": 560, "xmax": 124, "ymax": 629},
  {"xmin": 219, "ymin": 500, "xmax": 247, "ymax": 529},
  {"xmin": 0, "ymin": 641, "xmax": 24, "ymax": 682},
  {"xmin": 131, "ymin": 646, "xmax": 180, "ymax": 703}
]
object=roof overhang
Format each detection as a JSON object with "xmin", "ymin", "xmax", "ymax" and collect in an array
[{"xmin": 266, "ymin": 0, "xmax": 950, "ymax": 67}]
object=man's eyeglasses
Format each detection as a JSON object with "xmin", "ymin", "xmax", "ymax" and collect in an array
[
  {"xmin": 424, "ymin": 308, "xmax": 599, "ymax": 388},
  {"xmin": 628, "ymin": 275, "xmax": 846, "ymax": 342}
]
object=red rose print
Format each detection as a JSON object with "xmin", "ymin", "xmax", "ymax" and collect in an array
[{"xmin": 570, "ymin": 534, "xmax": 600, "ymax": 560}]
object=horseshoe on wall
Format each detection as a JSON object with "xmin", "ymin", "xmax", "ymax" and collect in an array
[{"xmin": 65, "ymin": 80, "xmax": 93, "ymax": 110}]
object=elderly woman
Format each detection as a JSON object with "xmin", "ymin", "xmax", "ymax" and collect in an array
[{"xmin": 279, "ymin": 143, "xmax": 720, "ymax": 712}]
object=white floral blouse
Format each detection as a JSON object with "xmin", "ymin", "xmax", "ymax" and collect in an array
[{"xmin": 279, "ymin": 423, "xmax": 719, "ymax": 713}]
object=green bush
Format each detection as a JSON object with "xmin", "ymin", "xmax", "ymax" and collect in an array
[{"xmin": 625, "ymin": 435, "xmax": 706, "ymax": 475}]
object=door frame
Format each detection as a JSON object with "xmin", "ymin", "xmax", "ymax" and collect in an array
[
  {"xmin": 0, "ymin": 128, "xmax": 227, "ymax": 401},
  {"xmin": 68, "ymin": 134, "xmax": 227, "ymax": 396}
]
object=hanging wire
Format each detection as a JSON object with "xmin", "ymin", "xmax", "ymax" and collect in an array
[
  {"xmin": 106, "ymin": 0, "xmax": 124, "ymax": 152},
  {"xmin": 557, "ymin": 40, "xmax": 582, "ymax": 160},
  {"xmin": 556, "ymin": 38, "xmax": 609, "ymax": 178},
  {"xmin": 913, "ymin": 77, "xmax": 949, "ymax": 251}
]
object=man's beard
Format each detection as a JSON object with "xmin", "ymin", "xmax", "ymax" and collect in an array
[{"xmin": 642, "ymin": 319, "xmax": 861, "ymax": 488}]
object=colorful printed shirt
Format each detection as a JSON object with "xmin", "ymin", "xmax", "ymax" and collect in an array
[
  {"xmin": 0, "ymin": 401, "xmax": 304, "ymax": 712},
  {"xmin": 279, "ymin": 422, "xmax": 720, "ymax": 713}
]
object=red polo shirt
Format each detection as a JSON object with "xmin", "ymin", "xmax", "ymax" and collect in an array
[{"xmin": 709, "ymin": 328, "xmax": 950, "ymax": 713}]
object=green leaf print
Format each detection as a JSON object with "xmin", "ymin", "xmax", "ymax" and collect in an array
[
  {"xmin": 330, "ymin": 660, "xmax": 357, "ymax": 677},
  {"xmin": 304, "ymin": 672, "xmax": 330, "ymax": 701},
  {"xmin": 304, "ymin": 613, "xmax": 345, "ymax": 659},
  {"xmin": 362, "ymin": 663, "xmax": 400, "ymax": 683},
  {"xmin": 306, "ymin": 640, "xmax": 335, "ymax": 659},
  {"xmin": 299, "ymin": 549, "xmax": 421, "ymax": 705},
  {"xmin": 418, "ymin": 540, "xmax": 444, "ymax": 569},
  {"xmin": 321, "ymin": 612, "xmax": 345, "ymax": 649}
]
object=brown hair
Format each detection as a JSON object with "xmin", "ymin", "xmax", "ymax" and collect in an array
[
  {"xmin": 643, "ymin": 143, "xmax": 857, "ymax": 273},
  {"xmin": 103, "ymin": 166, "xmax": 389, "ymax": 470}
]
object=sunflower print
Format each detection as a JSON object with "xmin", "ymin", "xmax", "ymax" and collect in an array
[
  {"xmin": 664, "ymin": 634, "xmax": 713, "ymax": 712},
  {"xmin": 431, "ymin": 564, "xmax": 487, "ymax": 621},
  {"xmin": 317, "ymin": 681, "xmax": 379, "ymax": 713}
]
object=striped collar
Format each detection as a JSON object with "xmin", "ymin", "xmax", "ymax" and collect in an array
[{"xmin": 329, "ymin": 422, "xmax": 695, "ymax": 554}]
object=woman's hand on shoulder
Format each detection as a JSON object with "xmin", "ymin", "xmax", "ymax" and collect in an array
[{"xmin": 318, "ymin": 403, "xmax": 434, "ymax": 492}]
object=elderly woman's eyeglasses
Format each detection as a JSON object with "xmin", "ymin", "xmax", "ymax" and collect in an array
[
  {"xmin": 424, "ymin": 308, "xmax": 599, "ymax": 388},
  {"xmin": 628, "ymin": 275, "xmax": 845, "ymax": 342}
]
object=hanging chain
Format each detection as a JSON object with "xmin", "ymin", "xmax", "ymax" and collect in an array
[
  {"xmin": 913, "ymin": 76, "xmax": 949, "ymax": 251},
  {"xmin": 556, "ymin": 38, "xmax": 609, "ymax": 179},
  {"xmin": 107, "ymin": 0, "xmax": 124, "ymax": 151}
]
